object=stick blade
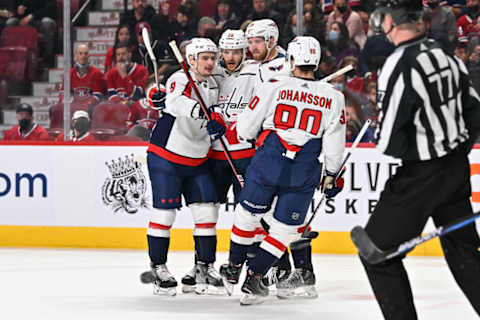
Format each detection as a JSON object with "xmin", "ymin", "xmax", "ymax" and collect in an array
[
  {"xmin": 141, "ymin": 27, "xmax": 156, "ymax": 61},
  {"xmin": 350, "ymin": 226, "xmax": 386, "ymax": 264}
]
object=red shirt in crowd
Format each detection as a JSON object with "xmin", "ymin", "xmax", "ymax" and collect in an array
[
  {"xmin": 126, "ymin": 98, "xmax": 160, "ymax": 130},
  {"xmin": 4, "ymin": 124, "xmax": 49, "ymax": 141},
  {"xmin": 60, "ymin": 65, "xmax": 106, "ymax": 103},
  {"xmin": 457, "ymin": 14, "xmax": 478, "ymax": 39},
  {"xmin": 106, "ymin": 63, "xmax": 148, "ymax": 102}
]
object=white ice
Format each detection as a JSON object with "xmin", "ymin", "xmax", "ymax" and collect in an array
[{"xmin": 0, "ymin": 248, "xmax": 477, "ymax": 320}]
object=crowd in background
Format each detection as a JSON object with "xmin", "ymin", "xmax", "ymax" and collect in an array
[{"xmin": 1, "ymin": 0, "xmax": 480, "ymax": 142}]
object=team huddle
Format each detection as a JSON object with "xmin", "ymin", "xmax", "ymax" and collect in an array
[{"xmin": 143, "ymin": 18, "xmax": 345, "ymax": 305}]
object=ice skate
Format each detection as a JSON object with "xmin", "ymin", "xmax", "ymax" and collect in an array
[
  {"xmin": 240, "ymin": 270, "xmax": 269, "ymax": 305},
  {"xmin": 194, "ymin": 262, "xmax": 227, "ymax": 295},
  {"xmin": 220, "ymin": 262, "xmax": 243, "ymax": 295},
  {"xmin": 181, "ymin": 265, "xmax": 197, "ymax": 293},
  {"xmin": 151, "ymin": 264, "xmax": 177, "ymax": 297},
  {"xmin": 262, "ymin": 265, "xmax": 291, "ymax": 288},
  {"xmin": 276, "ymin": 268, "xmax": 318, "ymax": 299}
]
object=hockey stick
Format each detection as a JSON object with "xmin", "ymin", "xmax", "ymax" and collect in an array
[
  {"xmin": 289, "ymin": 119, "xmax": 371, "ymax": 250},
  {"xmin": 169, "ymin": 40, "xmax": 244, "ymax": 187},
  {"xmin": 320, "ymin": 64, "xmax": 354, "ymax": 82},
  {"xmin": 351, "ymin": 211, "xmax": 480, "ymax": 265},
  {"xmin": 142, "ymin": 27, "xmax": 159, "ymax": 89}
]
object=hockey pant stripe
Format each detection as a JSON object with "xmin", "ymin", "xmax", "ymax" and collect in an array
[
  {"xmin": 147, "ymin": 208, "xmax": 176, "ymax": 238},
  {"xmin": 261, "ymin": 235, "xmax": 287, "ymax": 258},
  {"xmin": 259, "ymin": 219, "xmax": 299, "ymax": 258}
]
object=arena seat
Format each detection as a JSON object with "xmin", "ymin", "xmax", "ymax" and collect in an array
[
  {"xmin": 49, "ymin": 101, "xmax": 90, "ymax": 130},
  {"xmin": 91, "ymin": 102, "xmax": 129, "ymax": 139},
  {"xmin": 0, "ymin": 26, "xmax": 38, "ymax": 80},
  {"xmin": 0, "ymin": 46, "xmax": 28, "ymax": 82}
]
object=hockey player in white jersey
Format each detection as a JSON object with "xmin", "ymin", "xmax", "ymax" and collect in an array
[
  {"xmin": 245, "ymin": 18, "xmax": 317, "ymax": 295},
  {"xmin": 232, "ymin": 36, "xmax": 346, "ymax": 305},
  {"xmin": 145, "ymin": 38, "xmax": 227, "ymax": 296}
]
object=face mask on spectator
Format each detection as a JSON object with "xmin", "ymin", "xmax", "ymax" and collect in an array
[
  {"xmin": 292, "ymin": 26, "xmax": 298, "ymax": 36},
  {"xmin": 19, "ymin": 118, "xmax": 31, "ymax": 131},
  {"xmin": 328, "ymin": 30, "xmax": 339, "ymax": 41},
  {"xmin": 73, "ymin": 118, "xmax": 90, "ymax": 136},
  {"xmin": 75, "ymin": 62, "xmax": 89, "ymax": 75},
  {"xmin": 337, "ymin": 5, "xmax": 348, "ymax": 13},
  {"xmin": 427, "ymin": 2, "xmax": 439, "ymax": 9}
]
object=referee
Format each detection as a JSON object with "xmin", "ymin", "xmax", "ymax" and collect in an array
[{"xmin": 357, "ymin": 0, "xmax": 480, "ymax": 319}]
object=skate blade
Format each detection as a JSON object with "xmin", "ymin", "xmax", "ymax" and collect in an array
[
  {"xmin": 240, "ymin": 293, "xmax": 267, "ymax": 305},
  {"xmin": 195, "ymin": 283, "xmax": 229, "ymax": 296},
  {"xmin": 153, "ymin": 286, "xmax": 177, "ymax": 297},
  {"xmin": 276, "ymin": 286, "xmax": 318, "ymax": 299},
  {"xmin": 222, "ymin": 277, "xmax": 234, "ymax": 296},
  {"xmin": 182, "ymin": 284, "xmax": 196, "ymax": 294}
]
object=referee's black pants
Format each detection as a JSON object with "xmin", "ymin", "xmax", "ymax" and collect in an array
[{"xmin": 360, "ymin": 148, "xmax": 480, "ymax": 320}]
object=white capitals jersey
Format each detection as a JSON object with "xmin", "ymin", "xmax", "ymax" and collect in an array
[
  {"xmin": 210, "ymin": 62, "xmax": 258, "ymax": 155},
  {"xmin": 253, "ymin": 48, "xmax": 290, "ymax": 86},
  {"xmin": 237, "ymin": 75, "xmax": 346, "ymax": 174},
  {"xmin": 149, "ymin": 69, "xmax": 218, "ymax": 164}
]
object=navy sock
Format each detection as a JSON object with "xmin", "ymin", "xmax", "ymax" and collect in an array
[
  {"xmin": 273, "ymin": 250, "xmax": 292, "ymax": 270},
  {"xmin": 291, "ymin": 245, "xmax": 313, "ymax": 270},
  {"xmin": 194, "ymin": 235, "xmax": 217, "ymax": 263},
  {"xmin": 229, "ymin": 240, "xmax": 249, "ymax": 265},
  {"xmin": 246, "ymin": 242, "xmax": 261, "ymax": 261},
  {"xmin": 147, "ymin": 235, "xmax": 170, "ymax": 265},
  {"xmin": 249, "ymin": 247, "xmax": 282, "ymax": 275}
]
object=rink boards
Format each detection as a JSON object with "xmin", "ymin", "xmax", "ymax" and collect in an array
[{"xmin": 1, "ymin": 141, "xmax": 479, "ymax": 256}]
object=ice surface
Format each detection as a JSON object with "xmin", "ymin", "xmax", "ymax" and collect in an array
[{"xmin": 0, "ymin": 249, "xmax": 476, "ymax": 320}]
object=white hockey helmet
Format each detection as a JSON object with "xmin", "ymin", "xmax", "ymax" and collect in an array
[
  {"xmin": 219, "ymin": 29, "xmax": 248, "ymax": 50},
  {"xmin": 185, "ymin": 38, "xmax": 218, "ymax": 66},
  {"xmin": 287, "ymin": 36, "xmax": 321, "ymax": 71},
  {"xmin": 245, "ymin": 19, "xmax": 279, "ymax": 46}
]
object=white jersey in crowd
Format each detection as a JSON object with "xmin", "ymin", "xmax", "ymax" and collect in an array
[
  {"xmin": 237, "ymin": 75, "xmax": 346, "ymax": 173},
  {"xmin": 161, "ymin": 69, "xmax": 219, "ymax": 160},
  {"xmin": 211, "ymin": 62, "xmax": 258, "ymax": 154}
]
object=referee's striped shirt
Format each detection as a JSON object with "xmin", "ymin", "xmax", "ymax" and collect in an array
[{"xmin": 375, "ymin": 35, "xmax": 480, "ymax": 161}]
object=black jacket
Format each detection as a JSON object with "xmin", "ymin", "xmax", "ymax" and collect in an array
[
  {"xmin": 120, "ymin": 5, "xmax": 162, "ymax": 41},
  {"xmin": 18, "ymin": 0, "xmax": 56, "ymax": 20}
]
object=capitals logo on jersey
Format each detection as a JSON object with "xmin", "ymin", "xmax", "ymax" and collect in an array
[
  {"xmin": 268, "ymin": 64, "xmax": 284, "ymax": 72},
  {"xmin": 218, "ymin": 87, "xmax": 250, "ymax": 121}
]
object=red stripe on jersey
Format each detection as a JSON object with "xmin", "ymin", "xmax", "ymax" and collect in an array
[
  {"xmin": 147, "ymin": 143, "xmax": 210, "ymax": 166},
  {"xmin": 232, "ymin": 225, "xmax": 256, "ymax": 238},
  {"xmin": 211, "ymin": 148, "xmax": 255, "ymax": 160},
  {"xmin": 264, "ymin": 235, "xmax": 287, "ymax": 252},
  {"xmin": 195, "ymin": 223, "xmax": 216, "ymax": 228},
  {"xmin": 148, "ymin": 222, "xmax": 172, "ymax": 230},
  {"xmin": 183, "ymin": 82, "xmax": 193, "ymax": 98},
  {"xmin": 255, "ymin": 130, "xmax": 302, "ymax": 152}
]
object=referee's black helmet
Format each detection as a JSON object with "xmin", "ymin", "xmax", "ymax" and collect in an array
[{"xmin": 376, "ymin": 0, "xmax": 423, "ymax": 25}]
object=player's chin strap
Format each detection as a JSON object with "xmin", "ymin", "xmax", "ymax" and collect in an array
[{"xmin": 289, "ymin": 119, "xmax": 372, "ymax": 250}]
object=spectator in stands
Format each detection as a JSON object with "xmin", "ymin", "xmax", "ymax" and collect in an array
[
  {"xmin": 0, "ymin": 0, "xmax": 15, "ymax": 34},
  {"xmin": 345, "ymin": 103, "xmax": 374, "ymax": 142},
  {"xmin": 246, "ymin": 0, "xmax": 284, "ymax": 31},
  {"xmin": 424, "ymin": 0, "xmax": 457, "ymax": 53},
  {"xmin": 106, "ymin": 43, "xmax": 148, "ymax": 104},
  {"xmin": 6, "ymin": 0, "xmax": 57, "ymax": 67},
  {"xmin": 126, "ymin": 80, "xmax": 163, "ymax": 140},
  {"xmin": 326, "ymin": 21, "xmax": 360, "ymax": 67},
  {"xmin": 105, "ymin": 24, "xmax": 137, "ymax": 73},
  {"xmin": 120, "ymin": 0, "xmax": 162, "ymax": 42},
  {"xmin": 170, "ymin": 4, "xmax": 195, "ymax": 44},
  {"xmin": 135, "ymin": 22, "xmax": 168, "ymax": 75},
  {"xmin": 214, "ymin": 0, "xmax": 241, "ymax": 32},
  {"xmin": 469, "ymin": 44, "xmax": 480, "ymax": 93},
  {"xmin": 342, "ymin": 56, "xmax": 365, "ymax": 96},
  {"xmin": 361, "ymin": 81, "xmax": 379, "ymax": 132},
  {"xmin": 196, "ymin": 16, "xmax": 217, "ymax": 37},
  {"xmin": 3, "ymin": 103, "xmax": 49, "ymax": 141},
  {"xmin": 62, "ymin": 44, "xmax": 105, "ymax": 107},
  {"xmin": 457, "ymin": 0, "xmax": 480, "ymax": 39},
  {"xmin": 326, "ymin": 0, "xmax": 366, "ymax": 49},
  {"xmin": 56, "ymin": 110, "xmax": 95, "ymax": 142},
  {"xmin": 161, "ymin": 39, "xmax": 189, "ymax": 84},
  {"xmin": 455, "ymin": 39, "xmax": 470, "ymax": 63},
  {"xmin": 315, "ymin": 47, "xmax": 336, "ymax": 79},
  {"xmin": 181, "ymin": 0, "xmax": 201, "ymax": 32}
]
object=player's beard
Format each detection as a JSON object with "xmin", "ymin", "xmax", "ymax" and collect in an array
[{"xmin": 251, "ymin": 49, "xmax": 267, "ymax": 62}]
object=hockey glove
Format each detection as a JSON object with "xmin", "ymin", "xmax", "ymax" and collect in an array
[
  {"xmin": 146, "ymin": 84, "xmax": 167, "ymax": 110},
  {"xmin": 321, "ymin": 169, "xmax": 345, "ymax": 198},
  {"xmin": 225, "ymin": 122, "xmax": 240, "ymax": 145},
  {"xmin": 207, "ymin": 112, "xmax": 226, "ymax": 140}
]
